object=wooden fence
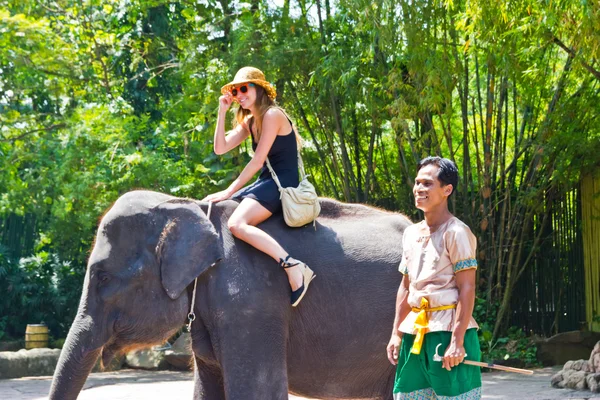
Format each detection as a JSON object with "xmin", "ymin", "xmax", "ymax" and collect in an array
[{"xmin": 510, "ymin": 186, "xmax": 586, "ymax": 335}]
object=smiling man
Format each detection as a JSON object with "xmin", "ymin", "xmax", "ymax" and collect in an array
[{"xmin": 386, "ymin": 157, "xmax": 482, "ymax": 400}]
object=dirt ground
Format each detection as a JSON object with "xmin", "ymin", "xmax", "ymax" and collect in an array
[{"xmin": 1, "ymin": 367, "xmax": 599, "ymax": 400}]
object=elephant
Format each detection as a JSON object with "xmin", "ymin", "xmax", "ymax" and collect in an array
[{"xmin": 49, "ymin": 190, "xmax": 411, "ymax": 400}]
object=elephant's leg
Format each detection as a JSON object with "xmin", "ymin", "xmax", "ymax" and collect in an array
[
  {"xmin": 193, "ymin": 357, "xmax": 225, "ymax": 400},
  {"xmin": 221, "ymin": 350, "xmax": 289, "ymax": 400},
  {"xmin": 217, "ymin": 320, "xmax": 289, "ymax": 399}
]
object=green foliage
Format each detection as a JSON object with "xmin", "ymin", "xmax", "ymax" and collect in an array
[
  {"xmin": 479, "ymin": 326, "xmax": 540, "ymax": 368},
  {"xmin": 50, "ymin": 337, "xmax": 66, "ymax": 349},
  {"xmin": 0, "ymin": 0, "xmax": 598, "ymax": 350},
  {"xmin": 474, "ymin": 298, "xmax": 539, "ymax": 367},
  {"xmin": 0, "ymin": 245, "xmax": 77, "ymax": 339},
  {"xmin": 0, "ymin": 316, "xmax": 7, "ymax": 341}
]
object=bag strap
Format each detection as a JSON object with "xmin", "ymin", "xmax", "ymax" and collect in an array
[
  {"xmin": 266, "ymin": 151, "xmax": 307, "ymax": 190},
  {"xmin": 262, "ymin": 107, "xmax": 307, "ymax": 187},
  {"xmin": 296, "ymin": 152, "xmax": 307, "ymax": 180},
  {"xmin": 265, "ymin": 157, "xmax": 283, "ymax": 190}
]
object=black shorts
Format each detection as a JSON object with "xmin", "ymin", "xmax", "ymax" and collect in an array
[{"xmin": 232, "ymin": 177, "xmax": 282, "ymax": 214}]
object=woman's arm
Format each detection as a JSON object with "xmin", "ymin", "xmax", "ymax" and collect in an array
[
  {"xmin": 203, "ymin": 109, "xmax": 285, "ymax": 203},
  {"xmin": 214, "ymin": 124, "xmax": 250, "ymax": 155},
  {"xmin": 213, "ymin": 94, "xmax": 251, "ymax": 155},
  {"xmin": 223, "ymin": 108, "xmax": 286, "ymax": 194}
]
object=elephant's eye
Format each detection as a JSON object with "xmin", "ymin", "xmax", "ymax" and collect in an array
[{"xmin": 97, "ymin": 270, "xmax": 110, "ymax": 285}]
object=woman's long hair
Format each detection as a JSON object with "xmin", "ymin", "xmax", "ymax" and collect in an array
[{"xmin": 235, "ymin": 85, "xmax": 302, "ymax": 149}]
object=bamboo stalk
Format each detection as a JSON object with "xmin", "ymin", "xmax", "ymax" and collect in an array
[
  {"xmin": 289, "ymin": 82, "xmax": 338, "ymax": 197},
  {"xmin": 582, "ymin": 174, "xmax": 600, "ymax": 331}
]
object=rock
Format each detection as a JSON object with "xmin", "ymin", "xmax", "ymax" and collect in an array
[
  {"xmin": 564, "ymin": 360, "xmax": 574, "ymax": 370},
  {"xmin": 551, "ymin": 342, "xmax": 600, "ymax": 394},
  {"xmin": 590, "ymin": 341, "xmax": 600, "ymax": 373},
  {"xmin": 563, "ymin": 370, "xmax": 589, "ymax": 390},
  {"xmin": 570, "ymin": 359, "xmax": 591, "ymax": 372},
  {"xmin": 164, "ymin": 333, "xmax": 193, "ymax": 370},
  {"xmin": 0, "ymin": 350, "xmax": 29, "ymax": 379},
  {"xmin": 551, "ymin": 370, "xmax": 564, "ymax": 387},
  {"xmin": 558, "ymin": 369, "xmax": 577, "ymax": 388},
  {"xmin": 0, "ymin": 348, "xmax": 61, "ymax": 379},
  {"xmin": 537, "ymin": 331, "xmax": 600, "ymax": 366},
  {"xmin": 587, "ymin": 373, "xmax": 600, "ymax": 393},
  {"xmin": 553, "ymin": 369, "xmax": 590, "ymax": 390},
  {"xmin": 125, "ymin": 347, "xmax": 169, "ymax": 370},
  {"xmin": 26, "ymin": 348, "xmax": 61, "ymax": 376}
]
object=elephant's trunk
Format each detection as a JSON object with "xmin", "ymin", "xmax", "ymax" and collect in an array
[{"xmin": 48, "ymin": 313, "xmax": 105, "ymax": 400}]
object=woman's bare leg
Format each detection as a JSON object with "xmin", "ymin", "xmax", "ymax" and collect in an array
[{"xmin": 227, "ymin": 198, "xmax": 304, "ymax": 290}]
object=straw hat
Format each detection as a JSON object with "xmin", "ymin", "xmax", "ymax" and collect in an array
[{"xmin": 220, "ymin": 67, "xmax": 277, "ymax": 100}]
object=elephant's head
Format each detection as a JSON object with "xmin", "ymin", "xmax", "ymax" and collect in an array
[{"xmin": 49, "ymin": 192, "xmax": 223, "ymax": 400}]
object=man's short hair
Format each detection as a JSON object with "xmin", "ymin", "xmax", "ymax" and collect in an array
[{"xmin": 417, "ymin": 156, "xmax": 459, "ymax": 196}]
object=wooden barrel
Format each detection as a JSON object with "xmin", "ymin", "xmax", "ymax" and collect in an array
[{"xmin": 25, "ymin": 324, "xmax": 49, "ymax": 349}]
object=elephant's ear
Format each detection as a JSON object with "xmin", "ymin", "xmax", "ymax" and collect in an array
[{"xmin": 155, "ymin": 201, "xmax": 223, "ymax": 300}]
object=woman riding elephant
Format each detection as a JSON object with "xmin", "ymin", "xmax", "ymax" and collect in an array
[
  {"xmin": 202, "ymin": 66, "xmax": 315, "ymax": 307},
  {"xmin": 49, "ymin": 190, "xmax": 411, "ymax": 400}
]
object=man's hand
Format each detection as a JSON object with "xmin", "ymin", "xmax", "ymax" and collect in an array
[
  {"xmin": 386, "ymin": 334, "xmax": 402, "ymax": 365},
  {"xmin": 442, "ymin": 339, "xmax": 466, "ymax": 371}
]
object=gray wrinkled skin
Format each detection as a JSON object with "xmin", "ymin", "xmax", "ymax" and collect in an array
[{"xmin": 49, "ymin": 190, "xmax": 411, "ymax": 400}]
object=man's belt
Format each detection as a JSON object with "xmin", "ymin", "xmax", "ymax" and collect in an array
[{"xmin": 410, "ymin": 298, "xmax": 456, "ymax": 355}]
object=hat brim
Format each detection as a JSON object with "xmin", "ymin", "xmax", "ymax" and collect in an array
[{"xmin": 221, "ymin": 79, "xmax": 277, "ymax": 100}]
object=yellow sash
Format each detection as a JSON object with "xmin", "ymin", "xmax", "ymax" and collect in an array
[{"xmin": 410, "ymin": 298, "xmax": 456, "ymax": 355}]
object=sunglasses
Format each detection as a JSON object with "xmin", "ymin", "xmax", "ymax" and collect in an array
[{"xmin": 231, "ymin": 83, "xmax": 255, "ymax": 97}]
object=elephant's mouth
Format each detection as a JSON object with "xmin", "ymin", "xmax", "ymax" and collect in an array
[
  {"xmin": 98, "ymin": 338, "xmax": 140, "ymax": 369},
  {"xmin": 99, "ymin": 333, "xmax": 176, "ymax": 370},
  {"xmin": 99, "ymin": 342, "xmax": 118, "ymax": 369},
  {"xmin": 99, "ymin": 337, "xmax": 134, "ymax": 369}
]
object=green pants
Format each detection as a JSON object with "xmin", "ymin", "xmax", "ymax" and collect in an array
[{"xmin": 393, "ymin": 328, "xmax": 482, "ymax": 400}]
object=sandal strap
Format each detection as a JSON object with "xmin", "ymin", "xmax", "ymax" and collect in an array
[{"xmin": 279, "ymin": 255, "xmax": 300, "ymax": 269}]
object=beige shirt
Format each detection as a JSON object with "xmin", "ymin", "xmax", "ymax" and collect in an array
[{"xmin": 398, "ymin": 216, "xmax": 479, "ymax": 335}]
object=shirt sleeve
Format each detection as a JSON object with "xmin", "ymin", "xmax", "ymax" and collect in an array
[
  {"xmin": 399, "ymin": 228, "xmax": 409, "ymax": 275},
  {"xmin": 446, "ymin": 224, "xmax": 478, "ymax": 273}
]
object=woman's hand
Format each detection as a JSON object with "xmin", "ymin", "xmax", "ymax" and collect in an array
[
  {"xmin": 202, "ymin": 189, "xmax": 233, "ymax": 203},
  {"xmin": 219, "ymin": 93, "xmax": 234, "ymax": 114},
  {"xmin": 386, "ymin": 333, "xmax": 402, "ymax": 365}
]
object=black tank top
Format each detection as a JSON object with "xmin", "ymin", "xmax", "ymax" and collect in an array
[{"xmin": 249, "ymin": 115, "xmax": 299, "ymax": 186}]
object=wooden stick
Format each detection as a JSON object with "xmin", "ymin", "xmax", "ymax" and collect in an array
[
  {"xmin": 462, "ymin": 360, "xmax": 534, "ymax": 375},
  {"xmin": 433, "ymin": 344, "xmax": 534, "ymax": 375}
]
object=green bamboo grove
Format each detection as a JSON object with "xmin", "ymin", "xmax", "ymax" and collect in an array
[{"xmin": 0, "ymin": 0, "xmax": 599, "ymax": 343}]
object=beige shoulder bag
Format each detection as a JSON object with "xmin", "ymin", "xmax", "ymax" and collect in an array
[{"xmin": 266, "ymin": 153, "xmax": 320, "ymax": 228}]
